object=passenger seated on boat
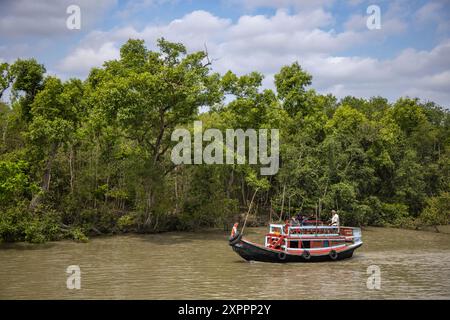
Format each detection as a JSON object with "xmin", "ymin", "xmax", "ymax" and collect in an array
[{"xmin": 296, "ymin": 214, "xmax": 305, "ymax": 226}]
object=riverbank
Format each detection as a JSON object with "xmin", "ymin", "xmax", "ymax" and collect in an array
[
  {"xmin": 419, "ymin": 225, "xmax": 450, "ymax": 234},
  {"xmin": 2, "ymin": 217, "xmax": 450, "ymax": 244}
]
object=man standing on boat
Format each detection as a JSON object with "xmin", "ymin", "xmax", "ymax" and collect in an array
[{"xmin": 330, "ymin": 210, "xmax": 340, "ymax": 228}]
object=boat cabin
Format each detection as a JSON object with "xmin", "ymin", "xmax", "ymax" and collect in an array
[{"xmin": 265, "ymin": 222, "xmax": 362, "ymax": 254}]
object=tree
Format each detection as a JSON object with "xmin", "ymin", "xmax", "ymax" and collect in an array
[
  {"xmin": 274, "ymin": 62, "xmax": 312, "ymax": 117},
  {"xmin": 420, "ymin": 192, "xmax": 450, "ymax": 228},
  {"xmin": 10, "ymin": 59, "xmax": 46, "ymax": 122},
  {"xmin": 89, "ymin": 38, "xmax": 221, "ymax": 230},
  {"xmin": 0, "ymin": 160, "xmax": 36, "ymax": 207},
  {"xmin": 1, "ymin": 39, "xmax": 450, "ymax": 242},
  {"xmin": 0, "ymin": 62, "xmax": 13, "ymax": 100},
  {"xmin": 28, "ymin": 77, "xmax": 81, "ymax": 208}
]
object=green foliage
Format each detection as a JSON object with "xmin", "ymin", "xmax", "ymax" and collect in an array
[
  {"xmin": 71, "ymin": 228, "xmax": 89, "ymax": 242},
  {"xmin": 119, "ymin": 39, "xmax": 149, "ymax": 69},
  {"xmin": 117, "ymin": 214, "xmax": 136, "ymax": 232},
  {"xmin": 0, "ymin": 204, "xmax": 27, "ymax": 242},
  {"xmin": 0, "ymin": 160, "xmax": 37, "ymax": 206},
  {"xmin": 1, "ymin": 39, "xmax": 449, "ymax": 243},
  {"xmin": 10, "ymin": 59, "xmax": 46, "ymax": 96},
  {"xmin": 380, "ymin": 202, "xmax": 409, "ymax": 225},
  {"xmin": 245, "ymin": 171, "xmax": 270, "ymax": 191},
  {"xmin": 420, "ymin": 192, "xmax": 450, "ymax": 226},
  {"xmin": 275, "ymin": 62, "xmax": 312, "ymax": 117},
  {"xmin": 0, "ymin": 203, "xmax": 62, "ymax": 243},
  {"xmin": 9, "ymin": 59, "xmax": 46, "ymax": 121},
  {"xmin": 0, "ymin": 62, "xmax": 13, "ymax": 99}
]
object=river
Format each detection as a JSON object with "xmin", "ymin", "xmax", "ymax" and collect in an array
[{"xmin": 1, "ymin": 227, "xmax": 449, "ymax": 299}]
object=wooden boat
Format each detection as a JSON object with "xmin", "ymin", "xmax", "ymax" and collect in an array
[{"xmin": 229, "ymin": 221, "xmax": 363, "ymax": 263}]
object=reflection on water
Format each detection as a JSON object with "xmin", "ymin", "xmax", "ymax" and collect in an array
[{"xmin": 1, "ymin": 227, "xmax": 449, "ymax": 299}]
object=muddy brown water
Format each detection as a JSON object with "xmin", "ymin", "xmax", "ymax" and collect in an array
[{"xmin": 1, "ymin": 227, "xmax": 449, "ymax": 299}]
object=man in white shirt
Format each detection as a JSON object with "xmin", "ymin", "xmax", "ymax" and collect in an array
[{"xmin": 330, "ymin": 210, "xmax": 339, "ymax": 227}]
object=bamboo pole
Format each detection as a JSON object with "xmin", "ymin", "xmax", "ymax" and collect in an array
[
  {"xmin": 315, "ymin": 202, "xmax": 318, "ymax": 235},
  {"xmin": 279, "ymin": 184, "xmax": 286, "ymax": 222},
  {"xmin": 240, "ymin": 188, "xmax": 259, "ymax": 235},
  {"xmin": 288, "ymin": 196, "xmax": 291, "ymax": 220}
]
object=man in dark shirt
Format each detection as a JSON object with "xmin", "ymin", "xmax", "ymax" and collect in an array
[{"xmin": 296, "ymin": 214, "xmax": 305, "ymax": 226}]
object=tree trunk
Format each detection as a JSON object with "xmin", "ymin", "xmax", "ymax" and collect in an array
[
  {"xmin": 241, "ymin": 177, "xmax": 246, "ymax": 206},
  {"xmin": 2, "ymin": 119, "xmax": 8, "ymax": 145},
  {"xmin": 174, "ymin": 167, "xmax": 179, "ymax": 215},
  {"xmin": 69, "ymin": 146, "xmax": 75, "ymax": 194},
  {"xmin": 226, "ymin": 169, "xmax": 234, "ymax": 198},
  {"xmin": 143, "ymin": 187, "xmax": 155, "ymax": 229},
  {"xmin": 30, "ymin": 142, "xmax": 59, "ymax": 210},
  {"xmin": 280, "ymin": 184, "xmax": 286, "ymax": 221}
]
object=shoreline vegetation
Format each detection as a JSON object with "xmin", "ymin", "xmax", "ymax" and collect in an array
[
  {"xmin": 2, "ymin": 225, "xmax": 450, "ymax": 248},
  {"xmin": 1, "ymin": 39, "xmax": 449, "ymax": 243}
]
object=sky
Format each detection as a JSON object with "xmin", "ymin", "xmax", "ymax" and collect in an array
[{"xmin": 1, "ymin": 0, "xmax": 450, "ymax": 107}]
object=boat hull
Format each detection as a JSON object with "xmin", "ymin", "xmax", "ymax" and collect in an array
[{"xmin": 229, "ymin": 235, "xmax": 362, "ymax": 263}]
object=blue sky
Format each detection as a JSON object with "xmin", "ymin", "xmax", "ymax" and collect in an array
[{"xmin": 1, "ymin": 0, "xmax": 449, "ymax": 106}]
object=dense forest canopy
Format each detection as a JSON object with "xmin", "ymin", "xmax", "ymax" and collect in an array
[{"xmin": 0, "ymin": 39, "xmax": 449, "ymax": 243}]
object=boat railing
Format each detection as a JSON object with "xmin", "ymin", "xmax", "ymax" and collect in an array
[
  {"xmin": 269, "ymin": 224, "xmax": 337, "ymax": 235},
  {"xmin": 286, "ymin": 243, "xmax": 347, "ymax": 251},
  {"xmin": 268, "ymin": 224, "xmax": 360, "ymax": 238},
  {"xmin": 265, "ymin": 225, "xmax": 362, "ymax": 250},
  {"xmin": 289, "ymin": 225, "xmax": 342, "ymax": 237}
]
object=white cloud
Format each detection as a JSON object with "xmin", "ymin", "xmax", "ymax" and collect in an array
[
  {"xmin": 0, "ymin": 44, "xmax": 32, "ymax": 62},
  {"xmin": 303, "ymin": 41, "xmax": 450, "ymax": 105},
  {"xmin": 117, "ymin": 0, "xmax": 177, "ymax": 18},
  {"xmin": 234, "ymin": 0, "xmax": 335, "ymax": 10},
  {"xmin": 58, "ymin": 42, "xmax": 119, "ymax": 75},
  {"xmin": 140, "ymin": 10, "xmax": 232, "ymax": 48},
  {"xmin": 55, "ymin": 8, "xmax": 450, "ymax": 107},
  {"xmin": 415, "ymin": 1, "xmax": 442, "ymax": 25},
  {"xmin": 0, "ymin": 0, "xmax": 117, "ymax": 37},
  {"xmin": 344, "ymin": 7, "xmax": 407, "ymax": 36},
  {"xmin": 344, "ymin": 14, "xmax": 367, "ymax": 31},
  {"xmin": 415, "ymin": 1, "xmax": 450, "ymax": 34}
]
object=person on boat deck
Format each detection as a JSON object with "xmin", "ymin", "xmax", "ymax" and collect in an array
[
  {"xmin": 330, "ymin": 210, "xmax": 340, "ymax": 228},
  {"xmin": 296, "ymin": 214, "xmax": 305, "ymax": 226},
  {"xmin": 290, "ymin": 215, "xmax": 299, "ymax": 225}
]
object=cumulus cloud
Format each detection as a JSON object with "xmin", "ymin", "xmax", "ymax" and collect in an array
[
  {"xmin": 117, "ymin": 0, "xmax": 178, "ymax": 19},
  {"xmin": 416, "ymin": 1, "xmax": 442, "ymax": 25},
  {"xmin": 303, "ymin": 41, "xmax": 450, "ymax": 105},
  {"xmin": 0, "ymin": 44, "xmax": 32, "ymax": 62},
  {"xmin": 61, "ymin": 9, "xmax": 359, "ymax": 74},
  {"xmin": 234, "ymin": 0, "xmax": 335, "ymax": 10},
  {"xmin": 56, "ymin": 7, "xmax": 450, "ymax": 106},
  {"xmin": 0, "ymin": 0, "xmax": 117, "ymax": 37},
  {"xmin": 415, "ymin": 1, "xmax": 450, "ymax": 34},
  {"xmin": 58, "ymin": 42, "xmax": 119, "ymax": 75}
]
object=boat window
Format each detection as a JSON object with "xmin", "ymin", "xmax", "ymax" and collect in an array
[
  {"xmin": 323, "ymin": 240, "xmax": 329, "ymax": 247},
  {"xmin": 289, "ymin": 240, "xmax": 299, "ymax": 249},
  {"xmin": 301, "ymin": 241, "xmax": 310, "ymax": 249}
]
